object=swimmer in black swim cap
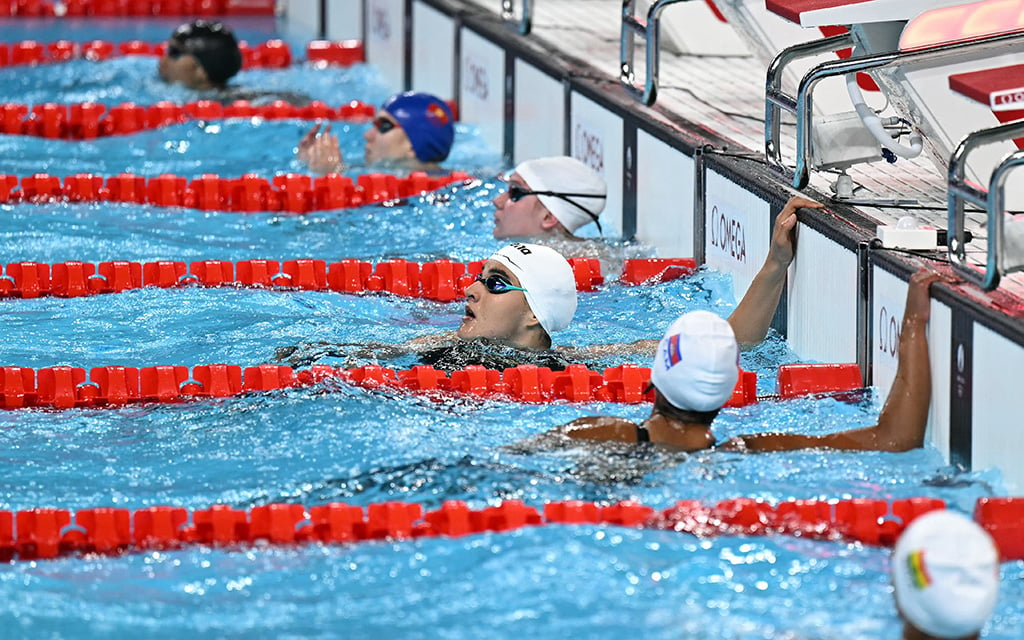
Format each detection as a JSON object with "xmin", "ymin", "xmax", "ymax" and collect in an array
[{"xmin": 158, "ymin": 19, "xmax": 243, "ymax": 90}]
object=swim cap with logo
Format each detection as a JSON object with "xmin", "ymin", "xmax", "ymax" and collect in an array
[
  {"xmin": 514, "ymin": 156, "xmax": 607, "ymax": 233},
  {"xmin": 892, "ymin": 510, "xmax": 1000, "ymax": 639},
  {"xmin": 382, "ymin": 92, "xmax": 455, "ymax": 163},
  {"xmin": 487, "ymin": 243, "xmax": 577, "ymax": 336},
  {"xmin": 650, "ymin": 311, "xmax": 739, "ymax": 412}
]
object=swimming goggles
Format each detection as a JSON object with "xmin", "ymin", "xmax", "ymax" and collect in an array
[
  {"xmin": 506, "ymin": 183, "xmax": 605, "ymax": 234},
  {"xmin": 373, "ymin": 117, "xmax": 399, "ymax": 134},
  {"xmin": 165, "ymin": 43, "xmax": 185, "ymax": 59},
  {"xmin": 474, "ymin": 273, "xmax": 527, "ymax": 294}
]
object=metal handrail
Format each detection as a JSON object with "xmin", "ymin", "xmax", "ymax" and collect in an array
[
  {"xmin": 948, "ymin": 121, "xmax": 1024, "ymax": 291},
  {"xmin": 501, "ymin": 0, "xmax": 532, "ymax": 35},
  {"xmin": 764, "ymin": 33, "xmax": 853, "ymax": 174},
  {"xmin": 765, "ymin": 30, "xmax": 1024, "ymax": 189},
  {"xmin": 620, "ymin": 0, "xmax": 695, "ymax": 106}
]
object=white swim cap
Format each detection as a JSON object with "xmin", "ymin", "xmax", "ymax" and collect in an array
[
  {"xmin": 514, "ymin": 156, "xmax": 606, "ymax": 233},
  {"xmin": 650, "ymin": 311, "xmax": 739, "ymax": 412},
  {"xmin": 488, "ymin": 242, "xmax": 577, "ymax": 335},
  {"xmin": 892, "ymin": 510, "xmax": 1000, "ymax": 639}
]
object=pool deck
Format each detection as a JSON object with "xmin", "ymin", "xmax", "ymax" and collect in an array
[{"xmin": 462, "ymin": 0, "xmax": 1017, "ymax": 297}]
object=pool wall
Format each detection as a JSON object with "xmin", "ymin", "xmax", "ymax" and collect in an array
[{"xmin": 291, "ymin": 1, "xmax": 1024, "ymax": 492}]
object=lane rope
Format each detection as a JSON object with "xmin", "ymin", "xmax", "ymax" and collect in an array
[
  {"xmin": 0, "ymin": 361, "xmax": 864, "ymax": 410},
  {"xmin": 0, "ymin": 38, "xmax": 363, "ymax": 69},
  {"xmin": 0, "ymin": 256, "xmax": 694, "ymax": 299},
  {"xmin": 5, "ymin": 496, "xmax": 1020, "ymax": 563},
  {"xmin": 0, "ymin": 170, "xmax": 473, "ymax": 211}
]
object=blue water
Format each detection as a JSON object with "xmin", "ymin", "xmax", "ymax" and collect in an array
[{"xmin": 0, "ymin": 17, "xmax": 1021, "ymax": 640}]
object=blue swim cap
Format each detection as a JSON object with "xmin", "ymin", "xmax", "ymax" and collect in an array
[{"xmin": 382, "ymin": 92, "xmax": 455, "ymax": 163}]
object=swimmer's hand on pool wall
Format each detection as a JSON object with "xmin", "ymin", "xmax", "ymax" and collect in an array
[
  {"xmin": 724, "ymin": 268, "xmax": 944, "ymax": 454},
  {"xmin": 297, "ymin": 122, "xmax": 346, "ymax": 174},
  {"xmin": 728, "ymin": 195, "xmax": 825, "ymax": 347}
]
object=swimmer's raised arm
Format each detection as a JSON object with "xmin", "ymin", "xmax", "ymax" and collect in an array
[
  {"xmin": 724, "ymin": 269, "xmax": 941, "ymax": 453},
  {"xmin": 296, "ymin": 122, "xmax": 345, "ymax": 174},
  {"xmin": 728, "ymin": 196, "xmax": 824, "ymax": 346}
]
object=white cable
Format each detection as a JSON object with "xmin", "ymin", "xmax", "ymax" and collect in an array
[{"xmin": 846, "ymin": 72, "xmax": 923, "ymax": 159}]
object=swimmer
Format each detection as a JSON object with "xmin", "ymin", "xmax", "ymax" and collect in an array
[
  {"xmin": 158, "ymin": 19, "xmax": 310, "ymax": 105},
  {"xmin": 297, "ymin": 91, "xmax": 455, "ymax": 174},
  {"xmin": 557, "ymin": 194, "xmax": 826, "ymax": 362},
  {"xmin": 158, "ymin": 20, "xmax": 243, "ymax": 91},
  {"xmin": 492, "ymin": 156, "xmax": 607, "ymax": 240},
  {"xmin": 891, "ymin": 510, "xmax": 1000, "ymax": 640},
  {"xmin": 527, "ymin": 267, "xmax": 942, "ymax": 453},
  {"xmin": 276, "ymin": 242, "xmax": 579, "ymax": 372}
]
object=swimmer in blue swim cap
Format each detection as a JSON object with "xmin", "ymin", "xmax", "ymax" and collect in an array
[{"xmin": 297, "ymin": 91, "xmax": 455, "ymax": 174}]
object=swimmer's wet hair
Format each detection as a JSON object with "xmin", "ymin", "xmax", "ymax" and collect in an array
[{"xmin": 171, "ymin": 19, "xmax": 243, "ymax": 86}]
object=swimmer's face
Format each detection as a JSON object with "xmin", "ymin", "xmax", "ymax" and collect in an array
[
  {"xmin": 492, "ymin": 172, "xmax": 558, "ymax": 239},
  {"xmin": 363, "ymin": 111, "xmax": 416, "ymax": 165},
  {"xmin": 457, "ymin": 260, "xmax": 537, "ymax": 345},
  {"xmin": 158, "ymin": 39, "xmax": 209, "ymax": 90}
]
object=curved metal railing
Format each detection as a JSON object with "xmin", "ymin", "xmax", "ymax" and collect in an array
[
  {"xmin": 501, "ymin": 0, "xmax": 533, "ymax": 35},
  {"xmin": 765, "ymin": 30, "xmax": 1024, "ymax": 189},
  {"xmin": 620, "ymin": 0, "xmax": 696, "ymax": 106},
  {"xmin": 948, "ymin": 121, "xmax": 1024, "ymax": 291}
]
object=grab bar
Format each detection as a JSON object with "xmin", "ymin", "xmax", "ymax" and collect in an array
[
  {"xmin": 948, "ymin": 121, "xmax": 1024, "ymax": 291},
  {"xmin": 765, "ymin": 30, "xmax": 1024, "ymax": 189},
  {"xmin": 620, "ymin": 0, "xmax": 696, "ymax": 106},
  {"xmin": 501, "ymin": 0, "xmax": 533, "ymax": 35}
]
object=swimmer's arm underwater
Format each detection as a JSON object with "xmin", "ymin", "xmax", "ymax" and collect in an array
[
  {"xmin": 556, "ymin": 339, "xmax": 658, "ymax": 360},
  {"xmin": 724, "ymin": 270, "xmax": 941, "ymax": 453},
  {"xmin": 728, "ymin": 196, "xmax": 824, "ymax": 347},
  {"xmin": 504, "ymin": 416, "xmax": 641, "ymax": 454}
]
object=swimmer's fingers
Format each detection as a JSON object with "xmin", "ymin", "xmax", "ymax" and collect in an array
[
  {"xmin": 783, "ymin": 195, "xmax": 825, "ymax": 212},
  {"xmin": 299, "ymin": 122, "xmax": 322, "ymax": 146},
  {"xmin": 309, "ymin": 135, "xmax": 344, "ymax": 174},
  {"xmin": 904, "ymin": 269, "xmax": 943, "ymax": 322},
  {"xmin": 296, "ymin": 123, "xmax": 324, "ymax": 162}
]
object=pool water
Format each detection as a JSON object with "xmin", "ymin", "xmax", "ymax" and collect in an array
[{"xmin": 0, "ymin": 16, "xmax": 1021, "ymax": 640}]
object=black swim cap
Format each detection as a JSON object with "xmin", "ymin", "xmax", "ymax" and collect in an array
[{"xmin": 171, "ymin": 19, "xmax": 243, "ymax": 86}]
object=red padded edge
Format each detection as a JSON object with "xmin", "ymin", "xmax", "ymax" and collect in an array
[{"xmin": 764, "ymin": 0, "xmax": 871, "ymax": 25}]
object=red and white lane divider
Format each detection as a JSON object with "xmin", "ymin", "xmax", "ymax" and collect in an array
[
  {"xmin": 0, "ymin": 255, "xmax": 698, "ymax": 300},
  {"xmin": 0, "ymin": 361, "xmax": 864, "ymax": 411},
  {"xmin": 0, "ymin": 98, "xmax": 379, "ymax": 139},
  {"xmin": 0, "ymin": 170, "xmax": 472, "ymax": 211},
  {"xmin": 0, "ymin": 38, "xmax": 364, "ymax": 69},
  {"xmin": 1, "ymin": 0, "xmax": 276, "ymax": 18},
  {"xmin": 4, "ymin": 496, "xmax": 1022, "ymax": 563}
]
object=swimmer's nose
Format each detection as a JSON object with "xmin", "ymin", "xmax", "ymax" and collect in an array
[
  {"xmin": 465, "ymin": 279, "xmax": 482, "ymax": 299},
  {"xmin": 493, "ymin": 190, "xmax": 508, "ymax": 208}
]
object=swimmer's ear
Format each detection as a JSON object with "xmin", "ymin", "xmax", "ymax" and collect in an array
[
  {"xmin": 524, "ymin": 309, "xmax": 542, "ymax": 330},
  {"xmin": 539, "ymin": 211, "xmax": 561, "ymax": 231}
]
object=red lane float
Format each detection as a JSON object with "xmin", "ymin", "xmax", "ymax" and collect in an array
[
  {"xmin": 0, "ymin": 0, "xmax": 276, "ymax": 18},
  {"xmin": 0, "ymin": 39, "xmax": 357, "ymax": 69},
  {"xmin": 0, "ymin": 170, "xmax": 470, "ymax": 212},
  {"xmin": 0, "ymin": 256, "xmax": 577, "ymax": 299},
  {"xmin": 0, "ymin": 99, "xmax": 377, "ymax": 139},
  {"xmin": 0, "ymin": 256, "xmax": 727, "ymax": 301},
  {"xmin": 0, "ymin": 256, "xmax": 605, "ymax": 300},
  {"xmin": 0, "ymin": 360, "xmax": 868, "ymax": 412},
  {"xmin": 5, "ymin": 495, "xmax": 1020, "ymax": 564}
]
